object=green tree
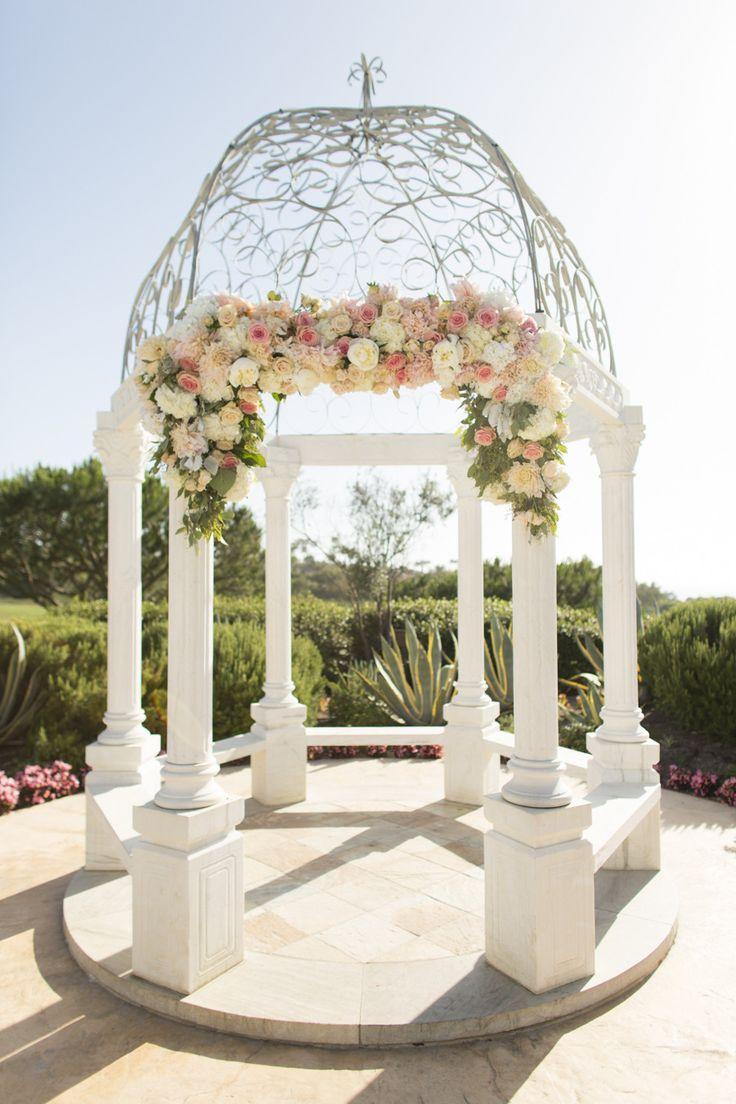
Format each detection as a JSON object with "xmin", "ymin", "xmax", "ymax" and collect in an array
[
  {"xmin": 557, "ymin": 556, "xmax": 602, "ymax": 609},
  {"xmin": 0, "ymin": 458, "xmax": 264, "ymax": 608},
  {"xmin": 213, "ymin": 506, "xmax": 264, "ymax": 596},
  {"xmin": 0, "ymin": 459, "xmax": 169, "ymax": 607}
]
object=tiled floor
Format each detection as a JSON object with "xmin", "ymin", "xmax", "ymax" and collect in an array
[{"xmin": 241, "ymin": 797, "xmax": 488, "ymax": 962}]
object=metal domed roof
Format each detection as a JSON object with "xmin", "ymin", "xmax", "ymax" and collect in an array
[{"xmin": 123, "ymin": 57, "xmax": 614, "ymax": 380}]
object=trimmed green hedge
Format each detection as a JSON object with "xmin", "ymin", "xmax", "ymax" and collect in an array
[
  {"xmin": 639, "ymin": 598, "xmax": 736, "ymax": 740},
  {"xmin": 0, "ymin": 616, "xmax": 323, "ymax": 773}
]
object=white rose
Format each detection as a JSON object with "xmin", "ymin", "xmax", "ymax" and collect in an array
[
  {"xmin": 369, "ymin": 318, "xmax": 405, "ymax": 353},
  {"xmin": 481, "ymin": 483, "xmax": 508, "ymax": 505},
  {"xmin": 219, "ymin": 402, "xmax": 242, "ymax": 426},
  {"xmin": 347, "ymin": 338, "xmax": 380, "ymax": 371},
  {"xmin": 331, "ymin": 312, "xmax": 352, "ymax": 334},
  {"xmin": 541, "ymin": 459, "xmax": 570, "ymax": 492},
  {"xmin": 154, "ymin": 385, "xmax": 197, "ymax": 420},
  {"xmin": 381, "ymin": 300, "xmax": 404, "ymax": 322},
  {"xmin": 518, "ymin": 407, "xmax": 558, "ymax": 441},
  {"xmin": 481, "ymin": 340, "xmax": 516, "ymax": 371},
  {"xmin": 432, "ymin": 337, "xmax": 461, "ymax": 379},
  {"xmin": 536, "ymin": 328, "xmax": 566, "ymax": 367},
  {"xmin": 224, "ymin": 462, "xmax": 256, "ymax": 503},
  {"xmin": 294, "ymin": 367, "xmax": 320, "ymax": 395},
  {"xmin": 228, "ymin": 356, "xmax": 260, "ymax": 388}
]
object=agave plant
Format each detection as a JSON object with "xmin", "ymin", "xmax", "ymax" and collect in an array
[
  {"xmin": 355, "ymin": 619, "xmax": 456, "ymax": 725},
  {"xmin": 484, "ymin": 608, "xmax": 513, "ymax": 711},
  {"xmin": 559, "ymin": 672, "xmax": 604, "ymax": 728},
  {"xmin": 0, "ymin": 624, "xmax": 44, "ymax": 751}
]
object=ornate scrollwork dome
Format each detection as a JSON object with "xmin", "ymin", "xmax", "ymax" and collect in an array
[{"xmin": 123, "ymin": 59, "xmax": 614, "ymax": 381}]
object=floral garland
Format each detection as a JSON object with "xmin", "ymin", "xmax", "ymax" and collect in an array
[{"xmin": 134, "ymin": 281, "xmax": 571, "ymax": 541}]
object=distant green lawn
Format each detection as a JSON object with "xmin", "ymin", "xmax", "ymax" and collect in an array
[{"xmin": 0, "ymin": 598, "xmax": 47, "ymax": 624}]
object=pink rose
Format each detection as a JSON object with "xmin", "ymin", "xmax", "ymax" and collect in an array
[
  {"xmin": 239, "ymin": 399, "xmax": 259, "ymax": 415},
  {"xmin": 385, "ymin": 352, "xmax": 407, "ymax": 370},
  {"xmin": 521, "ymin": 318, "xmax": 538, "ymax": 334},
  {"xmin": 504, "ymin": 305, "xmax": 524, "ymax": 324},
  {"xmin": 447, "ymin": 309, "xmax": 469, "ymax": 330},
  {"xmin": 522, "ymin": 442, "xmax": 544, "ymax": 460},
  {"xmin": 358, "ymin": 303, "xmax": 378, "ymax": 324},
  {"xmin": 476, "ymin": 307, "xmax": 500, "ymax": 328},
  {"xmin": 220, "ymin": 453, "xmax": 238, "ymax": 469},
  {"xmin": 177, "ymin": 372, "xmax": 201, "ymax": 394},
  {"xmin": 422, "ymin": 330, "xmax": 443, "ymax": 344},
  {"xmin": 335, "ymin": 336, "xmax": 351, "ymax": 356},
  {"xmin": 492, "ymin": 385, "xmax": 508, "ymax": 402},
  {"xmin": 476, "ymin": 364, "xmax": 494, "ymax": 382},
  {"xmin": 178, "ymin": 357, "xmax": 199, "ymax": 373},
  {"xmin": 248, "ymin": 322, "xmax": 270, "ymax": 344},
  {"xmin": 474, "ymin": 427, "xmax": 496, "ymax": 446},
  {"xmin": 296, "ymin": 312, "xmax": 313, "ymax": 327},
  {"xmin": 395, "ymin": 367, "xmax": 408, "ymax": 384},
  {"xmin": 298, "ymin": 327, "xmax": 319, "ymax": 346}
]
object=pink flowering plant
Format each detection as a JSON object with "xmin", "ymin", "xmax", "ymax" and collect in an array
[{"xmin": 135, "ymin": 281, "xmax": 571, "ymax": 541}]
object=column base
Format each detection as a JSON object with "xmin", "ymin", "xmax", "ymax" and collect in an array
[
  {"xmin": 442, "ymin": 701, "xmax": 500, "ymax": 805},
  {"xmin": 85, "ymin": 733, "xmax": 161, "ymax": 871},
  {"xmin": 250, "ymin": 700, "xmax": 307, "ymax": 805},
  {"xmin": 587, "ymin": 732, "xmax": 660, "ymax": 788},
  {"xmin": 131, "ymin": 795, "xmax": 244, "ymax": 994},
  {"xmin": 155, "ymin": 757, "xmax": 225, "ymax": 810},
  {"xmin": 484, "ymin": 793, "xmax": 595, "ymax": 993}
]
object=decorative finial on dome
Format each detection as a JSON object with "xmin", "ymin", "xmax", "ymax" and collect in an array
[{"xmin": 348, "ymin": 54, "xmax": 386, "ymax": 112}]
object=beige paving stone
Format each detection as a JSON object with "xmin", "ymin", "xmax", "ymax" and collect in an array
[
  {"xmin": 372, "ymin": 892, "xmax": 472, "ymax": 936},
  {"xmin": 327, "ymin": 869, "xmax": 411, "ymax": 910},
  {"xmin": 425, "ymin": 872, "xmax": 485, "ymax": 916},
  {"xmin": 242, "ymin": 909, "xmax": 306, "ymax": 952},
  {"xmin": 265, "ymin": 889, "xmax": 362, "ymax": 934},
  {"xmin": 242, "ymin": 855, "xmax": 286, "ymax": 887},
  {"xmin": 425, "ymin": 912, "xmax": 486, "ymax": 955},
  {"xmin": 318, "ymin": 911, "xmax": 411, "ymax": 961},
  {"xmin": 272, "ymin": 935, "xmax": 358, "ymax": 963}
]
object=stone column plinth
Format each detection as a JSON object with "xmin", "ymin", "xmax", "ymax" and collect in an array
[
  {"xmin": 250, "ymin": 460, "xmax": 307, "ymax": 805},
  {"xmin": 442, "ymin": 457, "xmax": 500, "ymax": 804}
]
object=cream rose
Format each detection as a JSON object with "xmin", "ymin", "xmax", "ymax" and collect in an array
[
  {"xmin": 431, "ymin": 337, "xmax": 461, "ymax": 385},
  {"xmin": 219, "ymin": 402, "xmax": 242, "ymax": 427},
  {"xmin": 381, "ymin": 300, "xmax": 404, "ymax": 322},
  {"xmin": 224, "ymin": 462, "xmax": 256, "ymax": 503},
  {"xmin": 369, "ymin": 318, "xmax": 405, "ymax": 353},
  {"xmin": 217, "ymin": 303, "xmax": 238, "ymax": 327},
  {"xmin": 481, "ymin": 483, "xmax": 508, "ymax": 505},
  {"xmin": 541, "ymin": 459, "xmax": 570, "ymax": 492},
  {"xmin": 294, "ymin": 367, "xmax": 320, "ymax": 395},
  {"xmin": 347, "ymin": 337, "xmax": 380, "ymax": 371},
  {"xmin": 536, "ymin": 328, "xmax": 566, "ymax": 366},
  {"xmin": 503, "ymin": 462, "xmax": 545, "ymax": 498}
]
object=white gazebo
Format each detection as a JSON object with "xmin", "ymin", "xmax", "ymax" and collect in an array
[{"xmin": 67, "ymin": 62, "xmax": 672, "ymax": 1038}]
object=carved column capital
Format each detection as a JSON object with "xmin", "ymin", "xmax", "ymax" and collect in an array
[
  {"xmin": 259, "ymin": 461, "xmax": 301, "ymax": 498},
  {"xmin": 94, "ymin": 423, "xmax": 151, "ymax": 482},
  {"xmin": 590, "ymin": 409, "xmax": 645, "ymax": 475},
  {"xmin": 446, "ymin": 452, "xmax": 477, "ymax": 499}
]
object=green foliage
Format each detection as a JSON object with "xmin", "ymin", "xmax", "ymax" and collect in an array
[
  {"xmin": 0, "ymin": 624, "xmax": 45, "ymax": 754},
  {"xmin": 328, "ymin": 662, "xmax": 394, "ymax": 726},
  {"xmin": 0, "ymin": 458, "xmax": 169, "ymax": 607},
  {"xmin": 557, "ymin": 557, "xmax": 601, "ymax": 609},
  {"xmin": 0, "ymin": 613, "xmax": 322, "ymax": 773},
  {"xmin": 559, "ymin": 672, "xmax": 604, "ymax": 728},
  {"xmin": 484, "ymin": 608, "xmax": 514, "ymax": 711},
  {"xmin": 213, "ymin": 506, "xmax": 264, "ymax": 596},
  {"xmin": 355, "ymin": 620, "xmax": 456, "ymax": 725},
  {"xmin": 639, "ymin": 599, "xmax": 736, "ymax": 739}
]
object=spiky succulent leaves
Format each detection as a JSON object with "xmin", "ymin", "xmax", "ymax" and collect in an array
[
  {"xmin": 483, "ymin": 608, "xmax": 514, "ymax": 711},
  {"xmin": 0, "ymin": 624, "xmax": 45, "ymax": 746}
]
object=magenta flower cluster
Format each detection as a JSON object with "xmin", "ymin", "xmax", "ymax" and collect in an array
[
  {"xmin": 657, "ymin": 763, "xmax": 736, "ymax": 806},
  {"xmin": 0, "ymin": 760, "xmax": 80, "ymax": 814},
  {"xmin": 307, "ymin": 744, "xmax": 442, "ymax": 762}
]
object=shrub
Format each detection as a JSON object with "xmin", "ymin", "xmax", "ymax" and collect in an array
[
  {"xmin": 14, "ymin": 760, "xmax": 80, "ymax": 805},
  {"xmin": 639, "ymin": 599, "xmax": 736, "ymax": 739},
  {"xmin": 329, "ymin": 662, "xmax": 393, "ymax": 726},
  {"xmin": 0, "ymin": 770, "xmax": 19, "ymax": 812}
]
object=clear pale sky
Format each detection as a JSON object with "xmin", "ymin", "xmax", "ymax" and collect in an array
[{"xmin": 2, "ymin": 0, "xmax": 734, "ymax": 598}]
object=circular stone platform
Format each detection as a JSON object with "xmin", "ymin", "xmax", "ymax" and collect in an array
[{"xmin": 64, "ymin": 761, "xmax": 677, "ymax": 1046}]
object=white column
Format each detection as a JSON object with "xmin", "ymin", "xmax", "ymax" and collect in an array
[
  {"xmin": 588, "ymin": 407, "xmax": 660, "ymax": 791},
  {"xmin": 132, "ymin": 488, "xmax": 244, "ymax": 995},
  {"xmin": 484, "ymin": 518, "xmax": 594, "ymax": 993},
  {"xmin": 250, "ymin": 460, "xmax": 307, "ymax": 805},
  {"xmin": 85, "ymin": 417, "xmax": 160, "ymax": 871},
  {"xmin": 155, "ymin": 491, "xmax": 223, "ymax": 809},
  {"xmin": 503, "ymin": 520, "xmax": 570, "ymax": 808},
  {"xmin": 443, "ymin": 458, "xmax": 500, "ymax": 804}
]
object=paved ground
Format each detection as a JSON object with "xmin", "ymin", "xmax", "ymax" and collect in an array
[{"xmin": 1, "ymin": 758, "xmax": 734, "ymax": 1103}]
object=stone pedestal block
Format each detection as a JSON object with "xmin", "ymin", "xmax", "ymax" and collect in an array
[
  {"xmin": 484, "ymin": 794, "xmax": 595, "ymax": 993},
  {"xmin": 586, "ymin": 732, "xmax": 660, "ymax": 788},
  {"xmin": 84, "ymin": 734, "xmax": 161, "ymax": 871},
  {"xmin": 131, "ymin": 795, "xmax": 244, "ymax": 994},
  {"xmin": 602, "ymin": 799, "xmax": 661, "ymax": 871},
  {"xmin": 442, "ymin": 701, "xmax": 500, "ymax": 805},
  {"xmin": 250, "ymin": 702, "xmax": 307, "ymax": 805}
]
